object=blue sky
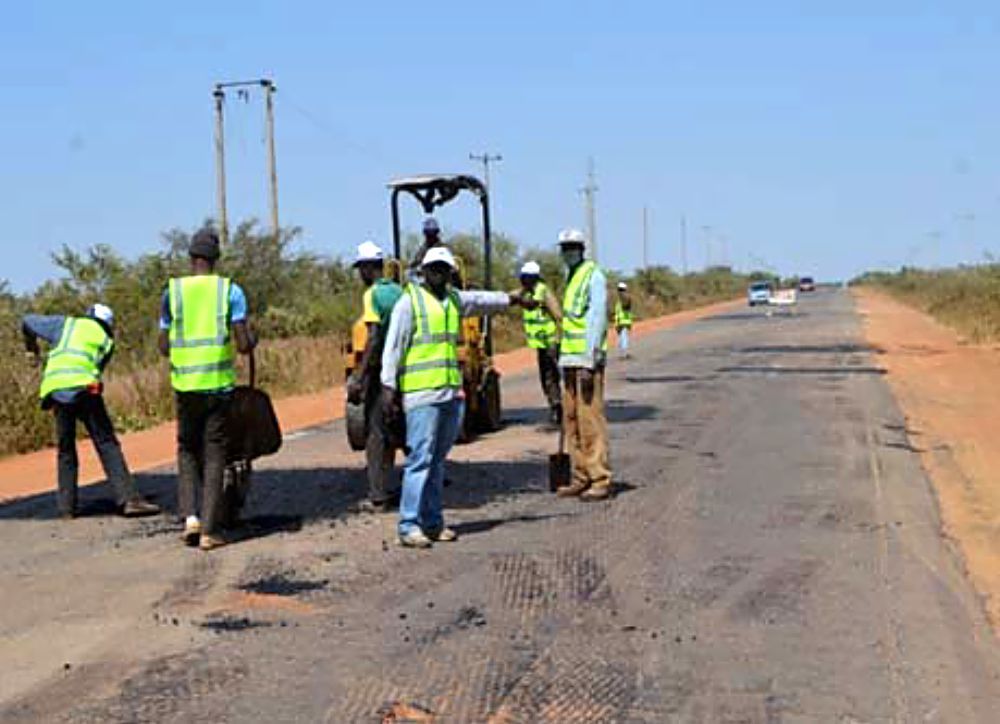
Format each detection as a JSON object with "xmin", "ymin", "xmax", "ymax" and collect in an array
[{"xmin": 3, "ymin": 1, "xmax": 1000, "ymax": 290}]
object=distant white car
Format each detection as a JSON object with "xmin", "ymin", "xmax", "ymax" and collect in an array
[{"xmin": 747, "ymin": 281, "xmax": 772, "ymax": 306}]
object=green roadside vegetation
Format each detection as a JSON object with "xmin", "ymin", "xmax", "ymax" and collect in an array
[
  {"xmin": 0, "ymin": 221, "xmax": 764, "ymax": 457},
  {"xmin": 853, "ymin": 265, "xmax": 1000, "ymax": 343}
]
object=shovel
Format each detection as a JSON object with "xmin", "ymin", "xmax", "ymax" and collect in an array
[{"xmin": 549, "ymin": 421, "xmax": 571, "ymax": 492}]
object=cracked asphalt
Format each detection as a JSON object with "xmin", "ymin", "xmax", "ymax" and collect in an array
[{"xmin": 2, "ymin": 288, "xmax": 999, "ymax": 722}]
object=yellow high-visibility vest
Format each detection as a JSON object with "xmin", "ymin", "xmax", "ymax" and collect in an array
[
  {"xmin": 399, "ymin": 284, "xmax": 462, "ymax": 393},
  {"xmin": 522, "ymin": 282, "xmax": 557, "ymax": 349},
  {"xmin": 168, "ymin": 275, "xmax": 236, "ymax": 392},
  {"xmin": 39, "ymin": 317, "xmax": 111, "ymax": 399},
  {"xmin": 560, "ymin": 261, "xmax": 607, "ymax": 355}
]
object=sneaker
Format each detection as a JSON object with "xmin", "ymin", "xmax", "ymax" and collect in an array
[
  {"xmin": 121, "ymin": 498, "xmax": 160, "ymax": 518},
  {"xmin": 181, "ymin": 516, "xmax": 201, "ymax": 546},
  {"xmin": 580, "ymin": 485, "xmax": 612, "ymax": 502},
  {"xmin": 556, "ymin": 481, "xmax": 589, "ymax": 498},
  {"xmin": 199, "ymin": 533, "xmax": 228, "ymax": 551},
  {"xmin": 425, "ymin": 527, "xmax": 458, "ymax": 543},
  {"xmin": 398, "ymin": 529, "xmax": 433, "ymax": 549},
  {"xmin": 359, "ymin": 499, "xmax": 391, "ymax": 514}
]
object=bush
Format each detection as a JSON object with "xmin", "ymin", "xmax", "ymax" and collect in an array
[{"xmin": 854, "ymin": 265, "xmax": 1000, "ymax": 342}]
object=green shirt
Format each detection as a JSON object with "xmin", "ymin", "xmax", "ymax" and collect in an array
[{"xmin": 362, "ymin": 278, "xmax": 403, "ymax": 328}]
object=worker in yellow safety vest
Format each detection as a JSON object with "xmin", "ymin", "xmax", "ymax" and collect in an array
[
  {"xmin": 555, "ymin": 228, "xmax": 613, "ymax": 501},
  {"xmin": 157, "ymin": 228, "xmax": 255, "ymax": 551},
  {"xmin": 518, "ymin": 260, "xmax": 563, "ymax": 425},
  {"xmin": 614, "ymin": 281, "xmax": 634, "ymax": 359},
  {"xmin": 22, "ymin": 304, "xmax": 160, "ymax": 518},
  {"xmin": 380, "ymin": 246, "xmax": 531, "ymax": 548}
]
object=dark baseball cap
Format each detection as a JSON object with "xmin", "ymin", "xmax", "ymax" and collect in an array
[{"xmin": 189, "ymin": 228, "xmax": 221, "ymax": 260}]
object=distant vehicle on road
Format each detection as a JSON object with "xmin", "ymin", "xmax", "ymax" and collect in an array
[
  {"xmin": 799, "ymin": 276, "xmax": 816, "ymax": 292},
  {"xmin": 769, "ymin": 287, "xmax": 798, "ymax": 307},
  {"xmin": 748, "ymin": 281, "xmax": 772, "ymax": 307}
]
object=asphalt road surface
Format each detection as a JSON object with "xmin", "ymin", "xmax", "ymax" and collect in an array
[{"xmin": 2, "ymin": 289, "xmax": 999, "ymax": 722}]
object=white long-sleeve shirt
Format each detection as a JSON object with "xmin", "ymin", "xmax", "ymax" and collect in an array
[
  {"xmin": 558, "ymin": 263, "xmax": 608, "ymax": 370},
  {"xmin": 381, "ymin": 287, "xmax": 510, "ymax": 411}
]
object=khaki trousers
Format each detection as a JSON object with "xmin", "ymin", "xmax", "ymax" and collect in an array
[{"xmin": 562, "ymin": 366, "xmax": 611, "ymax": 489}]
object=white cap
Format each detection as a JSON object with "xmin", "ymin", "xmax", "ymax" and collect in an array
[
  {"xmin": 520, "ymin": 261, "xmax": 541, "ymax": 276},
  {"xmin": 421, "ymin": 246, "xmax": 457, "ymax": 269},
  {"xmin": 557, "ymin": 228, "xmax": 587, "ymax": 246},
  {"xmin": 354, "ymin": 240, "xmax": 384, "ymax": 265},
  {"xmin": 87, "ymin": 303, "xmax": 114, "ymax": 327},
  {"xmin": 617, "ymin": 282, "xmax": 628, "ymax": 290},
  {"xmin": 423, "ymin": 217, "xmax": 440, "ymax": 233}
]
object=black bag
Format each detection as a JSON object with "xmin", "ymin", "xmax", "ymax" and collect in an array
[{"xmin": 226, "ymin": 354, "xmax": 282, "ymax": 463}]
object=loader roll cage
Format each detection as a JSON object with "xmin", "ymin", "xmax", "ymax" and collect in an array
[{"xmin": 388, "ymin": 174, "xmax": 494, "ymax": 355}]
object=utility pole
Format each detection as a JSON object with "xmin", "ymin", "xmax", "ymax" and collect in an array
[
  {"xmin": 212, "ymin": 78, "xmax": 280, "ymax": 244},
  {"xmin": 702, "ymin": 225, "xmax": 713, "ymax": 268},
  {"xmin": 642, "ymin": 205, "xmax": 649, "ymax": 268},
  {"xmin": 469, "ymin": 152, "xmax": 502, "ymax": 193},
  {"xmin": 213, "ymin": 86, "xmax": 228, "ymax": 245},
  {"xmin": 680, "ymin": 214, "xmax": 688, "ymax": 275},
  {"xmin": 580, "ymin": 157, "xmax": 599, "ymax": 262},
  {"xmin": 263, "ymin": 79, "xmax": 279, "ymax": 242}
]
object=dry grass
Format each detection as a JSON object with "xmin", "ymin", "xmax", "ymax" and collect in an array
[{"xmin": 855, "ymin": 266, "xmax": 1000, "ymax": 343}]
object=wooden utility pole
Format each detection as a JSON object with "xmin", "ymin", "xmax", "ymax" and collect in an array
[
  {"xmin": 469, "ymin": 152, "xmax": 502, "ymax": 193},
  {"xmin": 263, "ymin": 80, "xmax": 280, "ymax": 242},
  {"xmin": 213, "ymin": 86, "xmax": 229, "ymax": 244},
  {"xmin": 212, "ymin": 78, "xmax": 279, "ymax": 244}
]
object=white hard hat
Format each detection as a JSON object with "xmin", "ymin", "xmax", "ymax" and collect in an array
[
  {"xmin": 87, "ymin": 303, "xmax": 114, "ymax": 327},
  {"xmin": 617, "ymin": 282, "xmax": 628, "ymax": 290},
  {"xmin": 520, "ymin": 261, "xmax": 541, "ymax": 276},
  {"xmin": 557, "ymin": 228, "xmax": 587, "ymax": 246},
  {"xmin": 423, "ymin": 217, "xmax": 440, "ymax": 233},
  {"xmin": 354, "ymin": 240, "xmax": 384, "ymax": 265},
  {"xmin": 421, "ymin": 246, "xmax": 457, "ymax": 269}
]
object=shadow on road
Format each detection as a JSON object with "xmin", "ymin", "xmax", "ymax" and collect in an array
[
  {"xmin": 734, "ymin": 344, "xmax": 878, "ymax": 355},
  {"xmin": 623, "ymin": 374, "xmax": 699, "ymax": 384},
  {"xmin": 0, "ymin": 458, "xmax": 554, "ymax": 530},
  {"xmin": 717, "ymin": 365, "xmax": 887, "ymax": 376}
]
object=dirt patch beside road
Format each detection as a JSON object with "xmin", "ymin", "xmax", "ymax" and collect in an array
[{"xmin": 855, "ymin": 287, "xmax": 1000, "ymax": 625}]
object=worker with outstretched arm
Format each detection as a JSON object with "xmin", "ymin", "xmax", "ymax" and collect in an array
[
  {"xmin": 518, "ymin": 260, "xmax": 564, "ymax": 425},
  {"xmin": 22, "ymin": 304, "xmax": 160, "ymax": 518},
  {"xmin": 614, "ymin": 281, "xmax": 634, "ymax": 359},
  {"xmin": 157, "ymin": 228, "xmax": 255, "ymax": 551},
  {"xmin": 346, "ymin": 240, "xmax": 403, "ymax": 512},
  {"xmin": 555, "ymin": 228, "xmax": 613, "ymax": 500},
  {"xmin": 380, "ymin": 246, "xmax": 530, "ymax": 548}
]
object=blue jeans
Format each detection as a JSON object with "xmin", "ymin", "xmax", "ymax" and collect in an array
[
  {"xmin": 398, "ymin": 398, "xmax": 464, "ymax": 536},
  {"xmin": 618, "ymin": 327, "xmax": 630, "ymax": 352}
]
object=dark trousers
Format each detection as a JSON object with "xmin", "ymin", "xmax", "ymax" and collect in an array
[
  {"xmin": 364, "ymin": 374, "xmax": 396, "ymax": 504},
  {"xmin": 54, "ymin": 394, "xmax": 136, "ymax": 515},
  {"xmin": 176, "ymin": 391, "xmax": 232, "ymax": 535},
  {"xmin": 536, "ymin": 346, "xmax": 562, "ymax": 413}
]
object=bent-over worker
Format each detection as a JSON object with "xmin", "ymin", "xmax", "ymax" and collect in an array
[{"xmin": 22, "ymin": 304, "xmax": 160, "ymax": 518}]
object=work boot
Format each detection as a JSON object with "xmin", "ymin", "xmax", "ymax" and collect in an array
[
  {"xmin": 398, "ymin": 529, "xmax": 433, "ymax": 549},
  {"xmin": 556, "ymin": 481, "xmax": 590, "ymax": 498},
  {"xmin": 580, "ymin": 485, "xmax": 612, "ymax": 502},
  {"xmin": 120, "ymin": 497, "xmax": 160, "ymax": 518},
  {"xmin": 425, "ymin": 527, "xmax": 458, "ymax": 543},
  {"xmin": 181, "ymin": 516, "xmax": 202, "ymax": 546},
  {"xmin": 199, "ymin": 532, "xmax": 229, "ymax": 551}
]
